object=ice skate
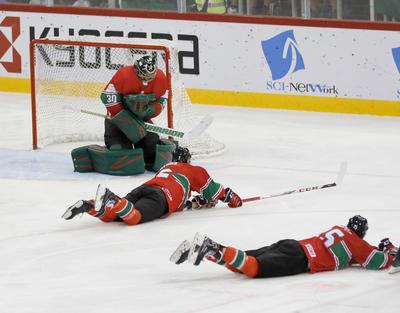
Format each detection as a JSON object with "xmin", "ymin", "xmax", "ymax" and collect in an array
[
  {"xmin": 388, "ymin": 248, "xmax": 400, "ymax": 274},
  {"xmin": 169, "ymin": 240, "xmax": 191, "ymax": 264},
  {"xmin": 94, "ymin": 184, "xmax": 118, "ymax": 212},
  {"xmin": 62, "ymin": 200, "xmax": 93, "ymax": 220},
  {"xmin": 188, "ymin": 232, "xmax": 221, "ymax": 266}
]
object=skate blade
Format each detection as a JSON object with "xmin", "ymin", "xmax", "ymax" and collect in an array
[
  {"xmin": 188, "ymin": 232, "xmax": 205, "ymax": 265},
  {"xmin": 94, "ymin": 184, "xmax": 106, "ymax": 211},
  {"xmin": 61, "ymin": 200, "xmax": 83, "ymax": 220},
  {"xmin": 169, "ymin": 240, "xmax": 191, "ymax": 264}
]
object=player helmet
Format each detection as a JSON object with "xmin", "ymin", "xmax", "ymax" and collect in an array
[
  {"xmin": 172, "ymin": 147, "xmax": 191, "ymax": 164},
  {"xmin": 347, "ymin": 215, "xmax": 368, "ymax": 238},
  {"xmin": 135, "ymin": 55, "xmax": 157, "ymax": 82}
]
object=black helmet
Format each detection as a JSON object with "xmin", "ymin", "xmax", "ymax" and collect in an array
[
  {"xmin": 135, "ymin": 55, "xmax": 157, "ymax": 82},
  {"xmin": 172, "ymin": 147, "xmax": 191, "ymax": 163},
  {"xmin": 347, "ymin": 215, "xmax": 368, "ymax": 238}
]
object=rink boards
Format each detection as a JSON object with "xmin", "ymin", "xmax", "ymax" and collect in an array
[{"xmin": 0, "ymin": 3, "xmax": 399, "ymax": 116}]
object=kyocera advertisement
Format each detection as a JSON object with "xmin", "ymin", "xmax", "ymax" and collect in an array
[{"xmin": 0, "ymin": 5, "xmax": 399, "ymax": 114}]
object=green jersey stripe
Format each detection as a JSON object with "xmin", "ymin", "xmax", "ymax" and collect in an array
[
  {"xmin": 200, "ymin": 178, "xmax": 223, "ymax": 201},
  {"xmin": 329, "ymin": 241, "xmax": 352, "ymax": 270},
  {"xmin": 363, "ymin": 250, "xmax": 388, "ymax": 269}
]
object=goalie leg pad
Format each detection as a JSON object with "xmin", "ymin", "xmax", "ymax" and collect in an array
[
  {"xmin": 104, "ymin": 119, "xmax": 134, "ymax": 150},
  {"xmin": 71, "ymin": 144, "xmax": 146, "ymax": 175},
  {"xmin": 109, "ymin": 109, "xmax": 147, "ymax": 144},
  {"xmin": 152, "ymin": 139, "xmax": 176, "ymax": 172},
  {"xmin": 88, "ymin": 145, "xmax": 146, "ymax": 176},
  {"xmin": 71, "ymin": 145, "xmax": 96, "ymax": 172},
  {"xmin": 137, "ymin": 131, "xmax": 160, "ymax": 168}
]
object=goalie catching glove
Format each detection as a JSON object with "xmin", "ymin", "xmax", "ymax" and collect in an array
[
  {"xmin": 185, "ymin": 195, "xmax": 218, "ymax": 210},
  {"xmin": 221, "ymin": 188, "xmax": 243, "ymax": 208},
  {"xmin": 123, "ymin": 93, "xmax": 156, "ymax": 119},
  {"xmin": 378, "ymin": 238, "xmax": 398, "ymax": 255}
]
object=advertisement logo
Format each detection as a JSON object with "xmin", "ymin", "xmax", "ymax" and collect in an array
[
  {"xmin": 0, "ymin": 16, "xmax": 21, "ymax": 73},
  {"xmin": 392, "ymin": 47, "xmax": 400, "ymax": 74},
  {"xmin": 261, "ymin": 30, "xmax": 305, "ymax": 80},
  {"xmin": 262, "ymin": 30, "xmax": 338, "ymax": 96}
]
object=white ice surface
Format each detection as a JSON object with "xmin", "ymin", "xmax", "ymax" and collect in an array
[{"xmin": 0, "ymin": 92, "xmax": 400, "ymax": 313}]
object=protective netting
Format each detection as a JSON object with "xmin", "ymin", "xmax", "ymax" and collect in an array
[{"xmin": 31, "ymin": 36, "xmax": 225, "ymax": 158}]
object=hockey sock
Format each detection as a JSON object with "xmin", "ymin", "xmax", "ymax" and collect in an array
[
  {"xmin": 88, "ymin": 205, "xmax": 118, "ymax": 222},
  {"xmin": 207, "ymin": 251, "xmax": 242, "ymax": 273},
  {"xmin": 110, "ymin": 198, "xmax": 142, "ymax": 225},
  {"xmin": 221, "ymin": 247, "xmax": 259, "ymax": 278}
]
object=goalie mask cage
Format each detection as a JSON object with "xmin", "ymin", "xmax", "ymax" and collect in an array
[{"xmin": 30, "ymin": 36, "xmax": 225, "ymax": 158}]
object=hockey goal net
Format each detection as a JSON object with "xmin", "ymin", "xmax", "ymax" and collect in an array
[{"xmin": 30, "ymin": 36, "xmax": 225, "ymax": 158}]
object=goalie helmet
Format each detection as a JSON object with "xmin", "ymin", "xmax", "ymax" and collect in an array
[
  {"xmin": 347, "ymin": 215, "xmax": 368, "ymax": 238},
  {"xmin": 172, "ymin": 147, "xmax": 191, "ymax": 164},
  {"xmin": 135, "ymin": 55, "xmax": 157, "ymax": 82}
]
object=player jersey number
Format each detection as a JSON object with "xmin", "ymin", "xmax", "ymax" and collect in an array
[
  {"xmin": 156, "ymin": 168, "xmax": 172, "ymax": 178},
  {"xmin": 107, "ymin": 94, "xmax": 118, "ymax": 103},
  {"xmin": 320, "ymin": 229, "xmax": 345, "ymax": 248}
]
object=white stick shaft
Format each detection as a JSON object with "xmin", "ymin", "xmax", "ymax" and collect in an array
[
  {"xmin": 79, "ymin": 109, "xmax": 185, "ymax": 138},
  {"xmin": 243, "ymin": 161, "xmax": 347, "ymax": 203}
]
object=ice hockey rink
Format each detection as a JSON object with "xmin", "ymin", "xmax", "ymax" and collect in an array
[{"xmin": 1, "ymin": 92, "xmax": 399, "ymax": 313}]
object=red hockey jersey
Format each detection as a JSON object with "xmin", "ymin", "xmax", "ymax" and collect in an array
[
  {"xmin": 144, "ymin": 163, "xmax": 225, "ymax": 213},
  {"xmin": 102, "ymin": 65, "xmax": 167, "ymax": 118},
  {"xmin": 299, "ymin": 225, "xmax": 394, "ymax": 273}
]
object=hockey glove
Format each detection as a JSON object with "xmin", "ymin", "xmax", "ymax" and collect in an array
[
  {"xmin": 378, "ymin": 238, "xmax": 398, "ymax": 255},
  {"xmin": 221, "ymin": 188, "xmax": 243, "ymax": 208},
  {"xmin": 185, "ymin": 195, "xmax": 218, "ymax": 210},
  {"xmin": 124, "ymin": 93, "xmax": 156, "ymax": 118}
]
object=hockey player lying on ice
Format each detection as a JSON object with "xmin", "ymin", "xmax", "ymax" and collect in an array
[
  {"xmin": 171, "ymin": 215, "xmax": 400, "ymax": 276},
  {"xmin": 62, "ymin": 147, "xmax": 243, "ymax": 225}
]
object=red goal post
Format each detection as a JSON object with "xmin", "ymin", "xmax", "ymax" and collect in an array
[{"xmin": 29, "ymin": 36, "xmax": 225, "ymax": 157}]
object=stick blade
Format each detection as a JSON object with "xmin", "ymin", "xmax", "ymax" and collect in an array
[
  {"xmin": 335, "ymin": 161, "xmax": 348, "ymax": 186},
  {"xmin": 184, "ymin": 114, "xmax": 214, "ymax": 140}
]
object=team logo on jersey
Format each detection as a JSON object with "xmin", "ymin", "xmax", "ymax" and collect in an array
[
  {"xmin": 0, "ymin": 16, "xmax": 21, "ymax": 73},
  {"xmin": 392, "ymin": 47, "xmax": 400, "ymax": 74},
  {"xmin": 261, "ymin": 30, "xmax": 305, "ymax": 80}
]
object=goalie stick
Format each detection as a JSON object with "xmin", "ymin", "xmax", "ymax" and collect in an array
[
  {"xmin": 63, "ymin": 106, "xmax": 213, "ymax": 140},
  {"xmin": 81, "ymin": 109, "xmax": 213, "ymax": 140},
  {"xmin": 242, "ymin": 161, "xmax": 347, "ymax": 203}
]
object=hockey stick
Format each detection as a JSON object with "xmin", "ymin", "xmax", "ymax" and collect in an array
[
  {"xmin": 64, "ymin": 106, "xmax": 213, "ymax": 140},
  {"xmin": 242, "ymin": 161, "xmax": 348, "ymax": 203},
  {"xmin": 81, "ymin": 109, "xmax": 213, "ymax": 140}
]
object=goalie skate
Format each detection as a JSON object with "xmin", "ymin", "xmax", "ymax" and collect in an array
[
  {"xmin": 388, "ymin": 248, "xmax": 400, "ymax": 274},
  {"xmin": 188, "ymin": 232, "xmax": 221, "ymax": 266},
  {"xmin": 94, "ymin": 184, "xmax": 118, "ymax": 212},
  {"xmin": 169, "ymin": 240, "xmax": 191, "ymax": 265},
  {"xmin": 62, "ymin": 200, "xmax": 93, "ymax": 220}
]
